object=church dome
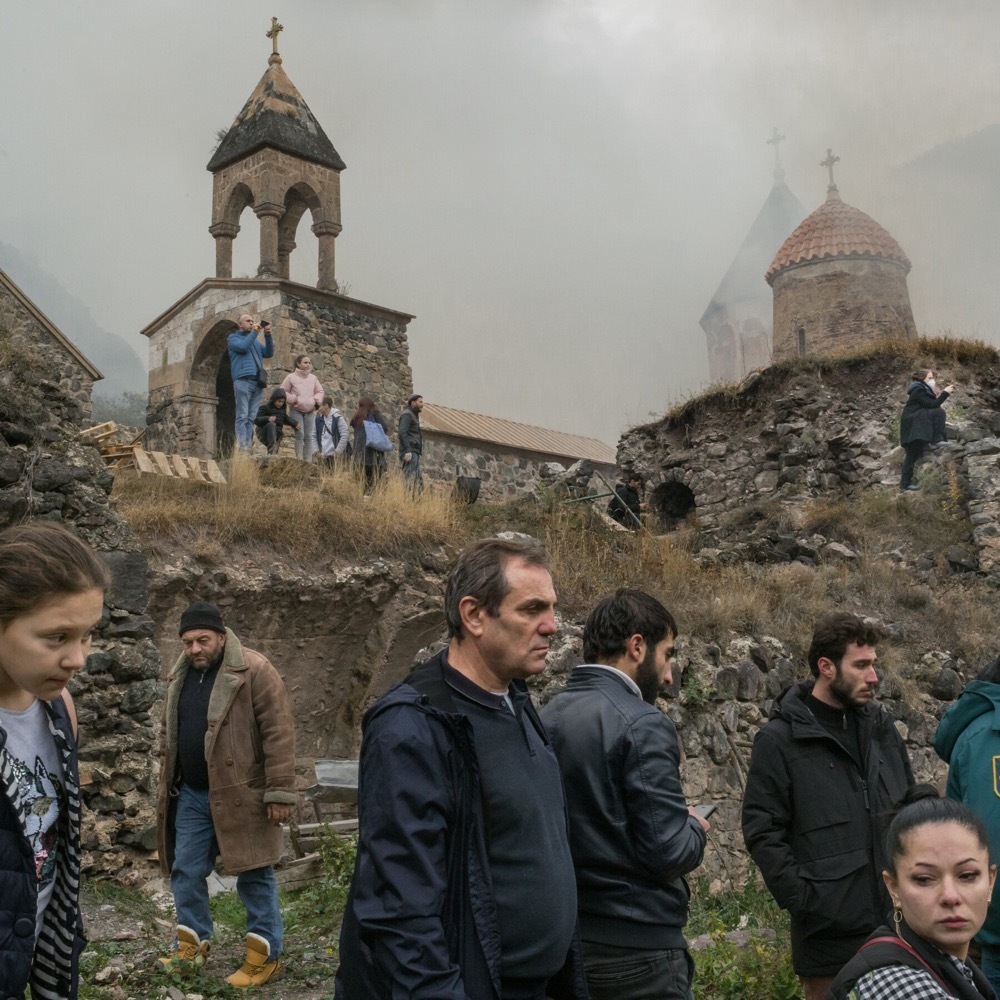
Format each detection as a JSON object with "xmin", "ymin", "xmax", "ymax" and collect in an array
[{"xmin": 765, "ymin": 187, "xmax": 911, "ymax": 285}]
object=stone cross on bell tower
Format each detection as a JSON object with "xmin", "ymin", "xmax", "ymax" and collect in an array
[
  {"xmin": 767, "ymin": 127, "xmax": 786, "ymax": 180},
  {"xmin": 206, "ymin": 19, "xmax": 346, "ymax": 290}
]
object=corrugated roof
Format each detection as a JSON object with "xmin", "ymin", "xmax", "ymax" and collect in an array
[
  {"xmin": 207, "ymin": 57, "xmax": 346, "ymax": 173},
  {"xmin": 421, "ymin": 402, "xmax": 616, "ymax": 465},
  {"xmin": 766, "ymin": 187, "xmax": 910, "ymax": 284}
]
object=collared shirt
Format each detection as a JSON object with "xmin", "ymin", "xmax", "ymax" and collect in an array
[{"xmin": 582, "ymin": 663, "xmax": 643, "ymax": 699}]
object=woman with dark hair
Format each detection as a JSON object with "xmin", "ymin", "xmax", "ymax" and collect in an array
[
  {"xmin": 899, "ymin": 370, "xmax": 954, "ymax": 492},
  {"xmin": 829, "ymin": 785, "xmax": 997, "ymax": 999},
  {"xmin": 349, "ymin": 396, "xmax": 390, "ymax": 492}
]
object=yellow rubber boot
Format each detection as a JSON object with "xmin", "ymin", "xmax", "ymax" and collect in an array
[
  {"xmin": 158, "ymin": 924, "xmax": 209, "ymax": 975},
  {"xmin": 226, "ymin": 933, "xmax": 283, "ymax": 988}
]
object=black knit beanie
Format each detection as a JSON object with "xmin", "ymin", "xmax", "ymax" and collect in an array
[{"xmin": 178, "ymin": 601, "xmax": 226, "ymax": 636}]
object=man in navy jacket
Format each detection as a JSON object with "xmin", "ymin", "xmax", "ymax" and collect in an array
[
  {"xmin": 335, "ymin": 537, "xmax": 587, "ymax": 1000},
  {"xmin": 542, "ymin": 589, "xmax": 708, "ymax": 999}
]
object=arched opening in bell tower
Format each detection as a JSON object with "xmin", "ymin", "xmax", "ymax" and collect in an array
[{"xmin": 191, "ymin": 319, "xmax": 238, "ymax": 458}]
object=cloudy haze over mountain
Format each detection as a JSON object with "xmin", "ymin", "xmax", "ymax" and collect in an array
[{"xmin": 2, "ymin": 2, "xmax": 999, "ymax": 442}]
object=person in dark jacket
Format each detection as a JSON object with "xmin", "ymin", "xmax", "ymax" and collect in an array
[
  {"xmin": 607, "ymin": 474, "xmax": 644, "ymax": 529},
  {"xmin": 829, "ymin": 786, "xmax": 997, "ymax": 1000},
  {"xmin": 741, "ymin": 612, "xmax": 914, "ymax": 1000},
  {"xmin": 349, "ymin": 396, "xmax": 390, "ymax": 493},
  {"xmin": 934, "ymin": 654, "xmax": 1000, "ymax": 993},
  {"xmin": 253, "ymin": 388, "xmax": 300, "ymax": 455},
  {"xmin": 0, "ymin": 522, "xmax": 111, "ymax": 1000},
  {"xmin": 541, "ymin": 589, "xmax": 709, "ymax": 1000},
  {"xmin": 335, "ymin": 538, "xmax": 588, "ymax": 1000},
  {"xmin": 899, "ymin": 369, "xmax": 954, "ymax": 492},
  {"xmin": 397, "ymin": 393, "xmax": 424, "ymax": 493}
]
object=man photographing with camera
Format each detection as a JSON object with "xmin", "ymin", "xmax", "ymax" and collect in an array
[{"xmin": 228, "ymin": 314, "xmax": 274, "ymax": 453}]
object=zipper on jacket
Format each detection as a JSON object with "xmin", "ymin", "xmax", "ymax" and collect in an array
[{"xmin": 861, "ymin": 779, "xmax": 870, "ymax": 811}]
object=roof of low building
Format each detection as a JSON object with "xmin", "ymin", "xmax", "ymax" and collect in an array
[
  {"xmin": 0, "ymin": 268, "xmax": 103, "ymax": 381},
  {"xmin": 421, "ymin": 402, "xmax": 616, "ymax": 465},
  {"xmin": 207, "ymin": 54, "xmax": 346, "ymax": 173},
  {"xmin": 766, "ymin": 186, "xmax": 911, "ymax": 284}
]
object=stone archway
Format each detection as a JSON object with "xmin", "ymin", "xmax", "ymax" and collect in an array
[
  {"xmin": 650, "ymin": 480, "xmax": 697, "ymax": 531},
  {"xmin": 191, "ymin": 320, "xmax": 236, "ymax": 458}
]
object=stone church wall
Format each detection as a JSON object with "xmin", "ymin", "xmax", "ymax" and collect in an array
[
  {"xmin": 1, "ymin": 284, "xmax": 95, "ymax": 420},
  {"xmin": 772, "ymin": 258, "xmax": 917, "ymax": 362},
  {"xmin": 144, "ymin": 279, "xmax": 412, "ymax": 457}
]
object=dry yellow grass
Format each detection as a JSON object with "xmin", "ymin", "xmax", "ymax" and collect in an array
[{"xmin": 112, "ymin": 453, "xmax": 460, "ymax": 563}]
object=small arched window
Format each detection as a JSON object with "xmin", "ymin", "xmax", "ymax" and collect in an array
[{"xmin": 797, "ymin": 328, "xmax": 806, "ymax": 356}]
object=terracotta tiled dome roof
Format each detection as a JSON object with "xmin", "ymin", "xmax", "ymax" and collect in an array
[{"xmin": 765, "ymin": 187, "xmax": 911, "ymax": 285}]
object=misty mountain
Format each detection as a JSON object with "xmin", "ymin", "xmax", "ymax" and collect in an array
[
  {"xmin": 888, "ymin": 126, "xmax": 1000, "ymax": 340},
  {"xmin": 0, "ymin": 241, "xmax": 146, "ymax": 399}
]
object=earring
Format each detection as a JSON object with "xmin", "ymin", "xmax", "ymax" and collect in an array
[{"xmin": 893, "ymin": 903, "xmax": 903, "ymax": 937}]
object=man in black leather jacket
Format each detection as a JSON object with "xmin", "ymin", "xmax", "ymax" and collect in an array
[{"xmin": 542, "ymin": 589, "xmax": 708, "ymax": 1000}]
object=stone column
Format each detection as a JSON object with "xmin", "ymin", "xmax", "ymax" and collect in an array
[
  {"xmin": 313, "ymin": 221, "xmax": 343, "ymax": 291},
  {"xmin": 277, "ymin": 239, "xmax": 296, "ymax": 280},
  {"xmin": 255, "ymin": 202, "xmax": 284, "ymax": 278},
  {"xmin": 209, "ymin": 222, "xmax": 239, "ymax": 279}
]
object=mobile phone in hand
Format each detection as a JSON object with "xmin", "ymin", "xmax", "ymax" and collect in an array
[{"xmin": 695, "ymin": 803, "xmax": 717, "ymax": 819}]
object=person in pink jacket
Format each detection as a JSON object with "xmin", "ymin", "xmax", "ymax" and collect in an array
[{"xmin": 280, "ymin": 355, "xmax": 324, "ymax": 462}]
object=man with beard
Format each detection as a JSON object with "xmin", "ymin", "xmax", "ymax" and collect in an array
[
  {"xmin": 156, "ymin": 602, "xmax": 296, "ymax": 988},
  {"xmin": 541, "ymin": 589, "xmax": 709, "ymax": 1000},
  {"xmin": 741, "ymin": 612, "xmax": 914, "ymax": 1000}
]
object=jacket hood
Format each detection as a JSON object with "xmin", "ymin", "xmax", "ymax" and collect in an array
[
  {"xmin": 933, "ymin": 680, "xmax": 1000, "ymax": 762},
  {"xmin": 907, "ymin": 380, "xmax": 931, "ymax": 397},
  {"xmin": 268, "ymin": 388, "xmax": 288, "ymax": 403}
]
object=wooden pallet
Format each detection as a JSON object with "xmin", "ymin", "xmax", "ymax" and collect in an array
[
  {"xmin": 129, "ymin": 447, "xmax": 227, "ymax": 484},
  {"xmin": 82, "ymin": 424, "xmax": 227, "ymax": 484}
]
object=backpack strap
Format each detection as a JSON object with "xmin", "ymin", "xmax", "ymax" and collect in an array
[{"xmin": 858, "ymin": 936, "xmax": 954, "ymax": 995}]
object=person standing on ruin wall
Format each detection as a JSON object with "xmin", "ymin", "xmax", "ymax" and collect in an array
[
  {"xmin": 397, "ymin": 393, "xmax": 424, "ymax": 493},
  {"xmin": 541, "ymin": 589, "xmax": 709, "ymax": 1000},
  {"xmin": 899, "ymin": 369, "xmax": 954, "ymax": 492},
  {"xmin": 156, "ymin": 602, "xmax": 296, "ymax": 989},
  {"xmin": 228, "ymin": 315, "xmax": 274, "ymax": 454},
  {"xmin": 741, "ymin": 612, "xmax": 914, "ymax": 1000},
  {"xmin": 280, "ymin": 354, "xmax": 324, "ymax": 463}
]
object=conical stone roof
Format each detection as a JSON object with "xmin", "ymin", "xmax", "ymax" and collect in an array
[
  {"xmin": 765, "ymin": 187, "xmax": 910, "ymax": 285},
  {"xmin": 207, "ymin": 56, "xmax": 345, "ymax": 173}
]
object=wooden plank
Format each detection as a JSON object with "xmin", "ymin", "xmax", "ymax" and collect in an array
[
  {"xmin": 204, "ymin": 459, "xmax": 227, "ymax": 484},
  {"xmin": 170, "ymin": 455, "xmax": 190, "ymax": 478},
  {"xmin": 150, "ymin": 451, "xmax": 173, "ymax": 477},
  {"xmin": 80, "ymin": 422, "xmax": 117, "ymax": 440},
  {"xmin": 133, "ymin": 448, "xmax": 156, "ymax": 475},
  {"xmin": 185, "ymin": 458, "xmax": 208, "ymax": 483}
]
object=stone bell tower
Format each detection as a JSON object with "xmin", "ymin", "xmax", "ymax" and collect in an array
[
  {"xmin": 142, "ymin": 19, "xmax": 414, "ymax": 459},
  {"xmin": 207, "ymin": 17, "xmax": 346, "ymax": 291}
]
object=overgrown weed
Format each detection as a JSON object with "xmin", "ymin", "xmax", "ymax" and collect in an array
[{"xmin": 113, "ymin": 454, "xmax": 460, "ymax": 563}]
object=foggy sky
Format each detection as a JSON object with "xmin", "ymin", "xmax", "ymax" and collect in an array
[{"xmin": 3, "ymin": 1, "xmax": 1000, "ymax": 445}]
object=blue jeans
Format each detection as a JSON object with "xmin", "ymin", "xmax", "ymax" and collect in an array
[
  {"xmin": 980, "ymin": 944, "xmax": 1000, "ymax": 995},
  {"xmin": 233, "ymin": 377, "xmax": 264, "ymax": 451},
  {"xmin": 583, "ymin": 942, "xmax": 694, "ymax": 1000},
  {"xmin": 401, "ymin": 452, "xmax": 424, "ymax": 493},
  {"xmin": 171, "ymin": 784, "xmax": 283, "ymax": 956}
]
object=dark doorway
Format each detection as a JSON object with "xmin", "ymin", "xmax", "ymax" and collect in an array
[
  {"xmin": 215, "ymin": 351, "xmax": 236, "ymax": 457},
  {"xmin": 650, "ymin": 481, "xmax": 696, "ymax": 531}
]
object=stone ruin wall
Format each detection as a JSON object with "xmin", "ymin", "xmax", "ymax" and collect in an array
[
  {"xmin": 0, "ymin": 357, "xmax": 160, "ymax": 873},
  {"xmin": 420, "ymin": 432, "xmax": 615, "ymax": 501},
  {"xmin": 1, "ymin": 282, "xmax": 95, "ymax": 421},
  {"xmin": 772, "ymin": 258, "xmax": 917, "ymax": 362}
]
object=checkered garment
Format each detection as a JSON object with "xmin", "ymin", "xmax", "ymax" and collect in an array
[{"xmin": 850, "ymin": 953, "xmax": 980, "ymax": 999}]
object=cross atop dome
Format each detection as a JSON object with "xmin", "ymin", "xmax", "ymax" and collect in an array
[
  {"xmin": 821, "ymin": 147, "xmax": 840, "ymax": 192},
  {"xmin": 767, "ymin": 128, "xmax": 786, "ymax": 178}
]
